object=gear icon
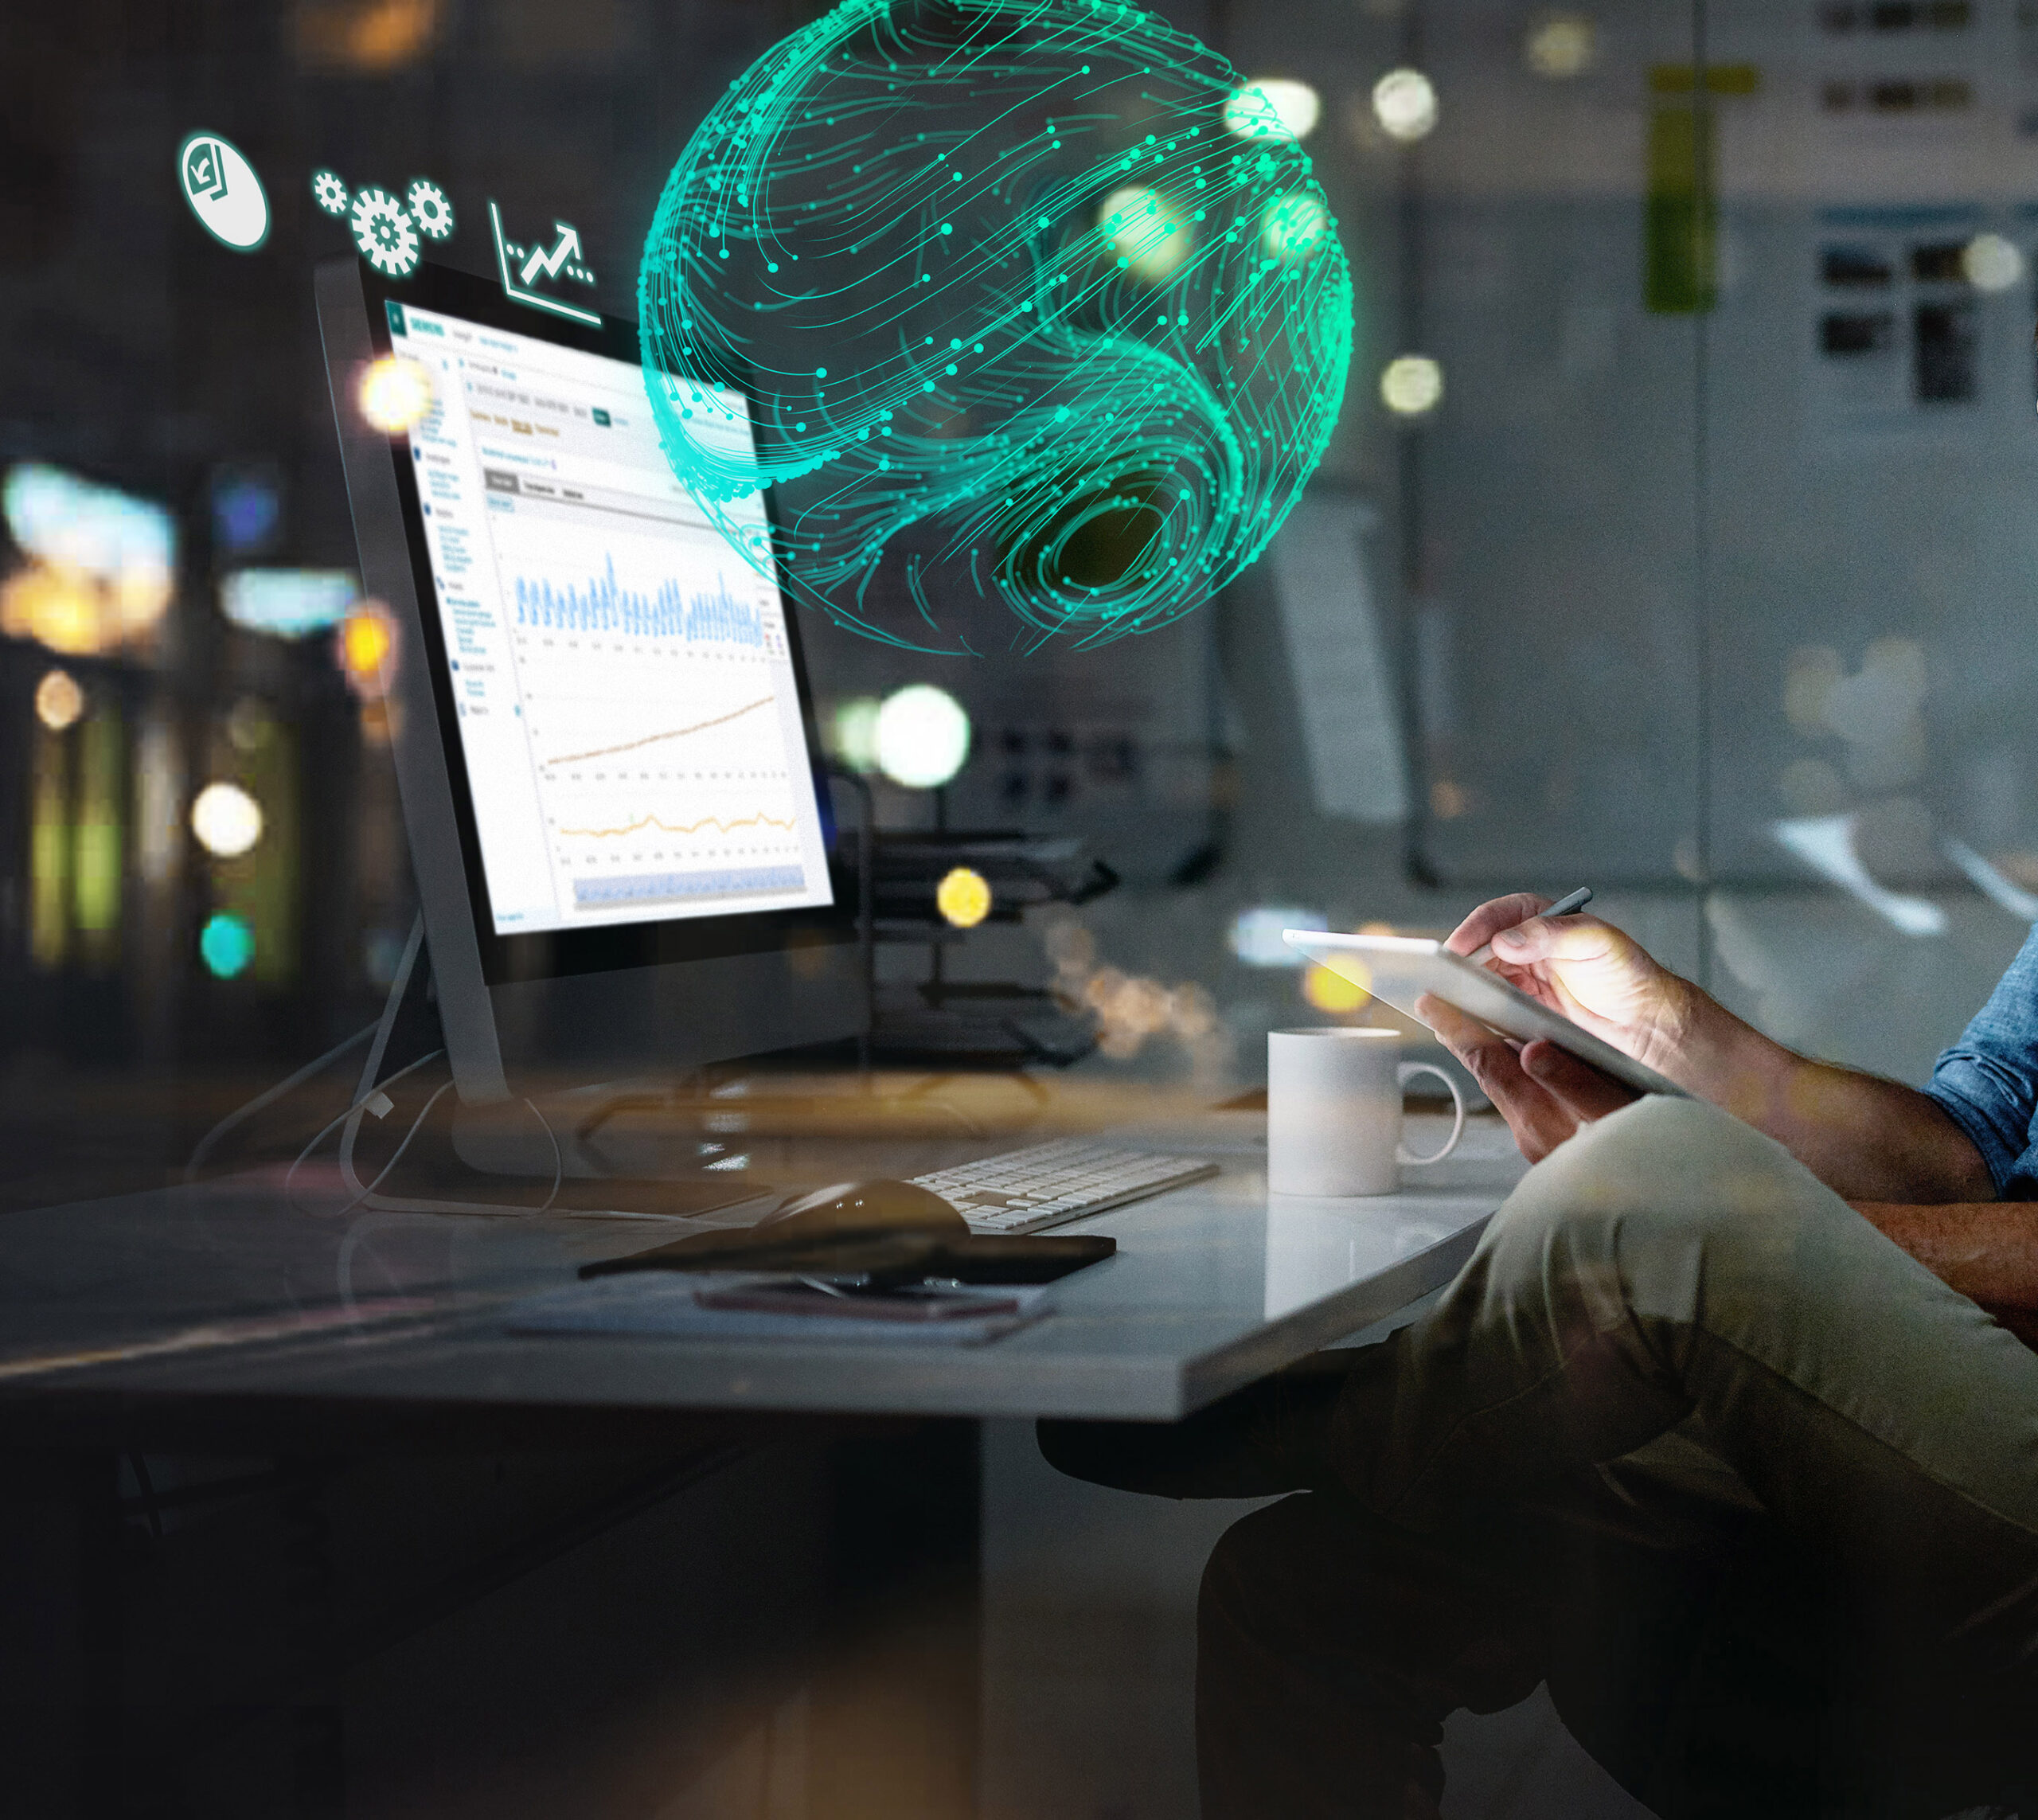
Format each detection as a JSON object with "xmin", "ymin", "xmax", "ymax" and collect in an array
[
  {"xmin": 311, "ymin": 169, "xmax": 349, "ymax": 217},
  {"xmin": 349, "ymin": 186, "xmax": 420, "ymax": 278},
  {"xmin": 404, "ymin": 178, "xmax": 455, "ymax": 241}
]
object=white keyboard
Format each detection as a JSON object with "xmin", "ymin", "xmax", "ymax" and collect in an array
[{"xmin": 911, "ymin": 1138, "xmax": 1220, "ymax": 1234}]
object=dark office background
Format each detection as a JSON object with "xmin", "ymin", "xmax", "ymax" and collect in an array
[{"xmin": 11, "ymin": 5, "xmax": 2038, "ymax": 1817}]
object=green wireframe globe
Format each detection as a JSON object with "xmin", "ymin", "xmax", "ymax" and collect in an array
[{"xmin": 640, "ymin": 0, "xmax": 1354, "ymax": 654}]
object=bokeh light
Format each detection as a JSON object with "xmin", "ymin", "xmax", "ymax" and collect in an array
[
  {"xmin": 638, "ymin": 0, "xmax": 1354, "ymax": 654},
  {"xmin": 1224, "ymin": 77, "xmax": 1322, "ymax": 143},
  {"xmin": 1963, "ymin": 232, "xmax": 2024, "ymax": 293},
  {"xmin": 1372, "ymin": 68, "xmax": 1439, "ymax": 143},
  {"xmin": 357, "ymin": 355, "xmax": 434, "ymax": 434},
  {"xmin": 829, "ymin": 696, "xmax": 882, "ymax": 772},
  {"xmin": 0, "ymin": 464, "xmax": 175, "ymax": 657},
  {"xmin": 1263, "ymin": 193, "xmax": 1333, "ymax": 264},
  {"xmin": 34, "ymin": 668, "xmax": 84, "ymax": 732},
  {"xmin": 936, "ymin": 865, "xmax": 994, "ymax": 928},
  {"xmin": 199, "ymin": 911, "xmax": 256, "ymax": 979},
  {"xmin": 1525, "ymin": 13, "xmax": 1598, "ymax": 80},
  {"xmin": 190, "ymin": 781, "xmax": 264, "ymax": 858},
  {"xmin": 1380, "ymin": 354, "xmax": 1444, "ymax": 416},
  {"xmin": 1097, "ymin": 186, "xmax": 1195, "ymax": 283},
  {"xmin": 1230, "ymin": 907, "xmax": 1323, "ymax": 967},
  {"xmin": 336, "ymin": 600, "xmax": 397, "ymax": 696},
  {"xmin": 1303, "ymin": 958, "xmax": 1371, "ymax": 1014},
  {"xmin": 875, "ymin": 684, "xmax": 972, "ymax": 790}
]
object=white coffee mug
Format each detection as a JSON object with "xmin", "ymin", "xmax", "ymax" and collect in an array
[{"xmin": 1267, "ymin": 1028, "xmax": 1468, "ymax": 1197}]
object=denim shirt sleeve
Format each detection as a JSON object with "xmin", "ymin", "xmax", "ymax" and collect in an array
[{"xmin": 1927, "ymin": 921, "xmax": 2038, "ymax": 1199}]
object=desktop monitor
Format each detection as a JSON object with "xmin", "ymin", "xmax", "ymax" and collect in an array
[{"xmin": 315, "ymin": 258, "xmax": 862, "ymax": 1119}]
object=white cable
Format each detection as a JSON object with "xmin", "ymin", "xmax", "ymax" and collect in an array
[
  {"xmin": 183, "ymin": 1020, "xmax": 378, "ymax": 1183},
  {"xmin": 284, "ymin": 1049, "xmax": 446, "ymax": 1215}
]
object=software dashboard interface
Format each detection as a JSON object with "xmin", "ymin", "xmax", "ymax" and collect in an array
[{"xmin": 387, "ymin": 301, "xmax": 834, "ymax": 936}]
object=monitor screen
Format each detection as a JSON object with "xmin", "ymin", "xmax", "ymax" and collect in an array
[{"xmin": 384, "ymin": 298, "xmax": 834, "ymax": 938}]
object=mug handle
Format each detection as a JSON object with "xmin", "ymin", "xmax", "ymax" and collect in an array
[{"xmin": 1396, "ymin": 1063, "xmax": 1466, "ymax": 1166}]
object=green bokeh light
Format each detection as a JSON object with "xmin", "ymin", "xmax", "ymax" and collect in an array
[
  {"xmin": 199, "ymin": 911, "xmax": 256, "ymax": 979},
  {"xmin": 639, "ymin": 0, "xmax": 1354, "ymax": 654}
]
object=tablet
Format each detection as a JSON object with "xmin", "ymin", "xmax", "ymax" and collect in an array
[{"xmin": 1281, "ymin": 931, "xmax": 1688, "ymax": 1099}]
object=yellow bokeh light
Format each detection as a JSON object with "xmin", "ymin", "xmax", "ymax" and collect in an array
[
  {"xmin": 336, "ymin": 602, "xmax": 396, "ymax": 695},
  {"xmin": 358, "ymin": 355, "xmax": 435, "ymax": 434},
  {"xmin": 1303, "ymin": 958, "xmax": 1371, "ymax": 1015},
  {"xmin": 34, "ymin": 668, "xmax": 84, "ymax": 732},
  {"xmin": 936, "ymin": 865, "xmax": 993, "ymax": 929}
]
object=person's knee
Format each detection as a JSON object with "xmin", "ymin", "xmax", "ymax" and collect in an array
[{"xmin": 1491, "ymin": 1095, "xmax": 1815, "ymax": 1258}]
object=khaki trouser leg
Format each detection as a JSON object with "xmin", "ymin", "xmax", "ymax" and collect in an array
[{"xmin": 1331, "ymin": 1095, "xmax": 2038, "ymax": 1688}]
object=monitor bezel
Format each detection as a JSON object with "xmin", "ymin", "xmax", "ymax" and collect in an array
[{"xmin": 344, "ymin": 257, "xmax": 853, "ymax": 989}]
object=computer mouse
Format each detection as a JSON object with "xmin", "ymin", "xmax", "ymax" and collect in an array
[{"xmin": 755, "ymin": 1179, "xmax": 970, "ymax": 1243}]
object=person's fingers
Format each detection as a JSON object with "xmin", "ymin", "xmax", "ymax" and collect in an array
[
  {"xmin": 1487, "ymin": 911, "xmax": 1626, "ymax": 967},
  {"xmin": 1418, "ymin": 996, "xmax": 1576, "ymax": 1163},
  {"xmin": 1518, "ymin": 1039, "xmax": 1639, "ymax": 1123},
  {"xmin": 1443, "ymin": 893, "xmax": 1552, "ymax": 957}
]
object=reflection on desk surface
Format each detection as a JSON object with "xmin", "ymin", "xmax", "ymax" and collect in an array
[{"xmin": 0, "ymin": 1075, "xmax": 1521, "ymax": 1424}]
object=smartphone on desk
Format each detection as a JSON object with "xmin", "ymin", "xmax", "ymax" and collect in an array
[{"xmin": 693, "ymin": 1280, "xmax": 1025, "ymax": 1322}]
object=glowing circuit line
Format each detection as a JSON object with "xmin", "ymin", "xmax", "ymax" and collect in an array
[
  {"xmin": 556, "ymin": 808, "xmax": 798, "ymax": 840},
  {"xmin": 542, "ymin": 696, "xmax": 775, "ymax": 768}
]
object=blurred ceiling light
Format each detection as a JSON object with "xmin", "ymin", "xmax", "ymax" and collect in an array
[
  {"xmin": 1962, "ymin": 232, "xmax": 2024, "ymax": 293},
  {"xmin": 199, "ymin": 911, "xmax": 256, "ymax": 980},
  {"xmin": 829, "ymin": 695, "xmax": 882, "ymax": 772},
  {"xmin": 34, "ymin": 668, "xmax": 84, "ymax": 732},
  {"xmin": 1263, "ymin": 192, "xmax": 1333, "ymax": 264},
  {"xmin": 874, "ymin": 684, "xmax": 971, "ymax": 790},
  {"xmin": 358, "ymin": 355, "xmax": 434, "ymax": 434},
  {"xmin": 294, "ymin": 0, "xmax": 440, "ymax": 71},
  {"xmin": 1230, "ymin": 908, "xmax": 1324, "ymax": 968},
  {"xmin": 221, "ymin": 568, "xmax": 360, "ymax": 639},
  {"xmin": 1372, "ymin": 68, "xmax": 1439, "ymax": 143},
  {"xmin": 1303, "ymin": 959, "xmax": 1371, "ymax": 1014},
  {"xmin": 191, "ymin": 781, "xmax": 264, "ymax": 859},
  {"xmin": 1525, "ymin": 13, "xmax": 1599, "ymax": 79},
  {"xmin": 936, "ymin": 865, "xmax": 994, "ymax": 929},
  {"xmin": 336, "ymin": 600, "xmax": 397, "ymax": 697},
  {"xmin": 1380, "ymin": 354, "xmax": 1444, "ymax": 416},
  {"xmin": 1098, "ymin": 185, "xmax": 1193, "ymax": 281},
  {"xmin": 1224, "ymin": 78, "xmax": 1323, "ymax": 143}
]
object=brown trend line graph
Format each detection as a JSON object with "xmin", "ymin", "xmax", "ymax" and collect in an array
[
  {"xmin": 544, "ymin": 695, "xmax": 775, "ymax": 768},
  {"xmin": 556, "ymin": 808, "xmax": 797, "ymax": 840}
]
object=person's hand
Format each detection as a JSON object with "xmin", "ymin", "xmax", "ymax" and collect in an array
[
  {"xmin": 1444, "ymin": 894, "xmax": 1693, "ymax": 1080},
  {"xmin": 1418, "ymin": 994, "xmax": 1638, "ymax": 1163}
]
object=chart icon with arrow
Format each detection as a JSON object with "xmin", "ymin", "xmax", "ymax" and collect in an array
[{"xmin": 489, "ymin": 201, "xmax": 600, "ymax": 326}]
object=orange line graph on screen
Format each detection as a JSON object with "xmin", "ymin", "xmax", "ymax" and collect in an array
[
  {"xmin": 542, "ymin": 695, "xmax": 775, "ymax": 768},
  {"xmin": 556, "ymin": 808, "xmax": 798, "ymax": 840}
]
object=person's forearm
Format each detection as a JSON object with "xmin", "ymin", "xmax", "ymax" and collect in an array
[
  {"xmin": 1852, "ymin": 1201, "xmax": 2038, "ymax": 1310},
  {"xmin": 1654, "ymin": 977, "xmax": 1996, "ymax": 1202}
]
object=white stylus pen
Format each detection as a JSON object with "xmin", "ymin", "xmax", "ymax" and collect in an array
[{"xmin": 1464, "ymin": 887, "xmax": 1594, "ymax": 969}]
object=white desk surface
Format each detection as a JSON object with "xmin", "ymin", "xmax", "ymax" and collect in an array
[{"xmin": 0, "ymin": 1114, "xmax": 1525, "ymax": 1424}]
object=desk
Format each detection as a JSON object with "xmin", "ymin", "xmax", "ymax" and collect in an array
[{"xmin": 0, "ymin": 1112, "xmax": 1521, "ymax": 1428}]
